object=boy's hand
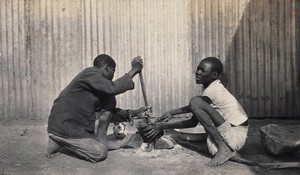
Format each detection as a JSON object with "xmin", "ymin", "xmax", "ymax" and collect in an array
[
  {"xmin": 130, "ymin": 106, "xmax": 150, "ymax": 118},
  {"xmin": 125, "ymin": 106, "xmax": 148, "ymax": 126},
  {"xmin": 157, "ymin": 111, "xmax": 173, "ymax": 122},
  {"xmin": 143, "ymin": 123, "xmax": 164, "ymax": 140},
  {"xmin": 131, "ymin": 56, "xmax": 143, "ymax": 73}
]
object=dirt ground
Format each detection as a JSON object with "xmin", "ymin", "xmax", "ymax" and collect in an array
[{"xmin": 1, "ymin": 118, "xmax": 300, "ymax": 175}]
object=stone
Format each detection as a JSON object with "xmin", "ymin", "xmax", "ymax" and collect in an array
[
  {"xmin": 120, "ymin": 134, "xmax": 143, "ymax": 149},
  {"xmin": 141, "ymin": 142, "xmax": 155, "ymax": 152},
  {"xmin": 113, "ymin": 122, "xmax": 128, "ymax": 139},
  {"xmin": 259, "ymin": 124, "xmax": 300, "ymax": 155},
  {"xmin": 154, "ymin": 137, "xmax": 175, "ymax": 149}
]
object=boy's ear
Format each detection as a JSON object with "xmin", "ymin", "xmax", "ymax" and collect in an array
[
  {"xmin": 212, "ymin": 72, "xmax": 219, "ymax": 79},
  {"xmin": 104, "ymin": 64, "xmax": 109, "ymax": 71}
]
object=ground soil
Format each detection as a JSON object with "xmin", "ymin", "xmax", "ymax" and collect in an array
[{"xmin": 1, "ymin": 119, "xmax": 300, "ymax": 175}]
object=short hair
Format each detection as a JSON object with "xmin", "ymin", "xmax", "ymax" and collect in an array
[
  {"xmin": 201, "ymin": 57, "xmax": 223, "ymax": 75},
  {"xmin": 93, "ymin": 54, "xmax": 116, "ymax": 68}
]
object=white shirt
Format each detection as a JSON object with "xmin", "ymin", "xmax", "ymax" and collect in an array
[{"xmin": 202, "ymin": 80, "xmax": 248, "ymax": 126}]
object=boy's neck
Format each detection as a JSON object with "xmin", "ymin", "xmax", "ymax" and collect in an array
[{"xmin": 203, "ymin": 79, "xmax": 218, "ymax": 88}]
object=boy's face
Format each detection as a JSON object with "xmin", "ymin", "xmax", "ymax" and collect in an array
[
  {"xmin": 195, "ymin": 61, "xmax": 216, "ymax": 86},
  {"xmin": 103, "ymin": 65, "xmax": 116, "ymax": 80}
]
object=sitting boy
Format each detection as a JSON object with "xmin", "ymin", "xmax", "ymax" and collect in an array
[{"xmin": 144, "ymin": 57, "xmax": 248, "ymax": 166}]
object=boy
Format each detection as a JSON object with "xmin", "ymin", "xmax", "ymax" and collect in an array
[
  {"xmin": 47, "ymin": 54, "xmax": 148, "ymax": 162},
  {"xmin": 145, "ymin": 57, "xmax": 248, "ymax": 166}
]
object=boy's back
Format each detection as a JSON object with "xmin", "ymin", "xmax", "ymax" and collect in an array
[{"xmin": 202, "ymin": 79, "xmax": 248, "ymax": 126}]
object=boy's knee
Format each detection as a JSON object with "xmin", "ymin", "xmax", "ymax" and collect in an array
[
  {"xmin": 92, "ymin": 151, "xmax": 107, "ymax": 162},
  {"xmin": 99, "ymin": 111, "xmax": 113, "ymax": 122},
  {"xmin": 189, "ymin": 96, "xmax": 206, "ymax": 110},
  {"xmin": 90, "ymin": 144, "xmax": 108, "ymax": 162}
]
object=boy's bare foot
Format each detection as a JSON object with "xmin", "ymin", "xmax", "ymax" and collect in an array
[
  {"xmin": 46, "ymin": 137, "xmax": 61, "ymax": 159},
  {"xmin": 205, "ymin": 146, "xmax": 236, "ymax": 167}
]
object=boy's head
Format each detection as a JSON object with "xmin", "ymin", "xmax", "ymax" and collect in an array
[
  {"xmin": 93, "ymin": 54, "xmax": 116, "ymax": 80},
  {"xmin": 195, "ymin": 57, "xmax": 223, "ymax": 87}
]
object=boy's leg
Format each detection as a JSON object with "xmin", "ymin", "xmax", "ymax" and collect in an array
[
  {"xmin": 47, "ymin": 134, "xmax": 107, "ymax": 162},
  {"xmin": 189, "ymin": 96, "xmax": 235, "ymax": 166},
  {"xmin": 96, "ymin": 111, "xmax": 122, "ymax": 150}
]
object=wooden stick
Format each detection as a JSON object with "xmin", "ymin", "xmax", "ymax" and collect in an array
[
  {"xmin": 259, "ymin": 162, "xmax": 300, "ymax": 170},
  {"xmin": 138, "ymin": 71, "xmax": 155, "ymax": 150},
  {"xmin": 229, "ymin": 154, "xmax": 300, "ymax": 169},
  {"xmin": 139, "ymin": 71, "xmax": 149, "ymax": 107}
]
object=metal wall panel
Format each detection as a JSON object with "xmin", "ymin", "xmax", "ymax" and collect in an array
[
  {"xmin": 80, "ymin": 0, "xmax": 193, "ymax": 117},
  {"xmin": 191, "ymin": 0, "xmax": 300, "ymax": 118},
  {"xmin": 0, "ymin": 0, "xmax": 193, "ymax": 120},
  {"xmin": 0, "ymin": 0, "xmax": 299, "ymax": 120}
]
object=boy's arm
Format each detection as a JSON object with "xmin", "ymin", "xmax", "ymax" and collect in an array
[
  {"xmin": 158, "ymin": 116, "xmax": 198, "ymax": 129},
  {"xmin": 144, "ymin": 116, "xmax": 198, "ymax": 140},
  {"xmin": 168, "ymin": 105, "xmax": 191, "ymax": 115},
  {"xmin": 158, "ymin": 96, "xmax": 211, "ymax": 126},
  {"xmin": 112, "ymin": 106, "xmax": 149, "ymax": 123},
  {"xmin": 156, "ymin": 105, "xmax": 191, "ymax": 122},
  {"xmin": 156, "ymin": 96, "xmax": 211, "ymax": 122},
  {"xmin": 202, "ymin": 96, "xmax": 212, "ymax": 104}
]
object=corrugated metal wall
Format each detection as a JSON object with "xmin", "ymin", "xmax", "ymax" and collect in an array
[
  {"xmin": 0, "ymin": 0, "xmax": 299, "ymax": 120},
  {"xmin": 0, "ymin": 0, "xmax": 193, "ymax": 120},
  {"xmin": 191, "ymin": 0, "xmax": 300, "ymax": 118}
]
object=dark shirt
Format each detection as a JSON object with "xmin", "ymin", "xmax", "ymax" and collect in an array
[{"xmin": 47, "ymin": 67, "xmax": 134, "ymax": 139}]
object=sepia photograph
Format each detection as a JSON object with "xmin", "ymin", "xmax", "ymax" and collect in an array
[{"xmin": 0, "ymin": 0, "xmax": 300, "ymax": 174}]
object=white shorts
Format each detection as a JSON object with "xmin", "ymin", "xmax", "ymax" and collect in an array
[{"xmin": 206, "ymin": 121, "xmax": 248, "ymax": 155}]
